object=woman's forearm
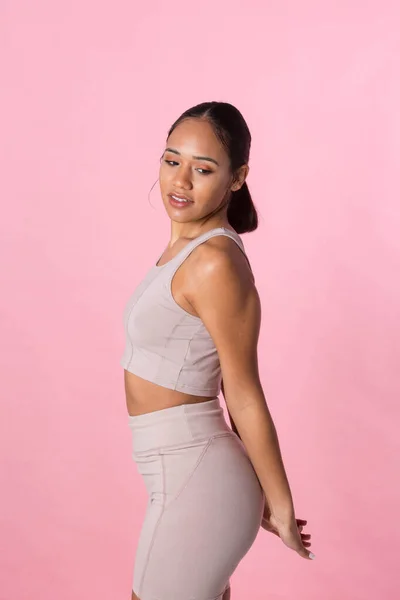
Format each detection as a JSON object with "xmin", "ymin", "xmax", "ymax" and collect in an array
[
  {"xmin": 227, "ymin": 407, "xmax": 240, "ymax": 438},
  {"xmin": 227, "ymin": 393, "xmax": 295, "ymax": 523}
]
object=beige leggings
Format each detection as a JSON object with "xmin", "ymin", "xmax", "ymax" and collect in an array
[{"xmin": 128, "ymin": 397, "xmax": 264, "ymax": 600}]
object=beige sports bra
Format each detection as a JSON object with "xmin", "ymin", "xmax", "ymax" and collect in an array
[{"xmin": 120, "ymin": 227, "xmax": 251, "ymax": 396}]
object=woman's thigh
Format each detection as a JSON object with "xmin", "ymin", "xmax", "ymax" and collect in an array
[{"xmin": 133, "ymin": 432, "xmax": 264, "ymax": 600}]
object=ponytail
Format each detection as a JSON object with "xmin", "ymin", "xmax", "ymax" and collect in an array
[{"xmin": 227, "ymin": 181, "xmax": 258, "ymax": 234}]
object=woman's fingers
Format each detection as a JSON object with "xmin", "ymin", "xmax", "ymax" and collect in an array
[
  {"xmin": 297, "ymin": 544, "xmax": 313, "ymax": 560},
  {"xmin": 294, "ymin": 520, "xmax": 314, "ymax": 559}
]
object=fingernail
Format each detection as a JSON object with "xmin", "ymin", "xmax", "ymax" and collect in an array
[{"xmin": 309, "ymin": 552, "xmax": 316, "ymax": 560}]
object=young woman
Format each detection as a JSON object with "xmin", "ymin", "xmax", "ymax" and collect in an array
[{"xmin": 121, "ymin": 101, "xmax": 314, "ymax": 600}]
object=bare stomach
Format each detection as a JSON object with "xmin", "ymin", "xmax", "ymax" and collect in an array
[{"xmin": 123, "ymin": 369, "xmax": 217, "ymax": 416}]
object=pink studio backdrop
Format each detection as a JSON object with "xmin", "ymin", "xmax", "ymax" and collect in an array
[{"xmin": 1, "ymin": 2, "xmax": 399, "ymax": 599}]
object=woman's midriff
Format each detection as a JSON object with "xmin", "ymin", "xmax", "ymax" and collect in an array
[{"xmin": 124, "ymin": 369, "xmax": 217, "ymax": 416}]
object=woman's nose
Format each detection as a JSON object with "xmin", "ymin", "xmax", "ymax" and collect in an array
[{"xmin": 173, "ymin": 166, "xmax": 192, "ymax": 189}]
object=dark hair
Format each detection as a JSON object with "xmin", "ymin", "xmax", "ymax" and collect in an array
[{"xmin": 166, "ymin": 101, "xmax": 258, "ymax": 234}]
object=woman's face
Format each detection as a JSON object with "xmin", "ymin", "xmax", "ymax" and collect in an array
[{"xmin": 159, "ymin": 118, "xmax": 235, "ymax": 224}]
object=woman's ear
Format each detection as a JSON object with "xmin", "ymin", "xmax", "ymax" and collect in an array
[{"xmin": 231, "ymin": 164, "xmax": 250, "ymax": 192}]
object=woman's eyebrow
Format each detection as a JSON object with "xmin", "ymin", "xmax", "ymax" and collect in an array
[{"xmin": 164, "ymin": 147, "xmax": 219, "ymax": 167}]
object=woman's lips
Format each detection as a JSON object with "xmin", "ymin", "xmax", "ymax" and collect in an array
[
  {"xmin": 168, "ymin": 194, "xmax": 194, "ymax": 208},
  {"xmin": 169, "ymin": 193, "xmax": 192, "ymax": 201}
]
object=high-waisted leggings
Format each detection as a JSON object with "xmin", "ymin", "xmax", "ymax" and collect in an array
[{"xmin": 128, "ymin": 397, "xmax": 264, "ymax": 600}]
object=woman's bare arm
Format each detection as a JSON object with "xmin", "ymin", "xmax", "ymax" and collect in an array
[
  {"xmin": 222, "ymin": 380, "xmax": 241, "ymax": 438},
  {"xmin": 186, "ymin": 242, "xmax": 295, "ymax": 524}
]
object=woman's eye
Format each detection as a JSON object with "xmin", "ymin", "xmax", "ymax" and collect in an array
[{"xmin": 163, "ymin": 160, "xmax": 212, "ymax": 175}]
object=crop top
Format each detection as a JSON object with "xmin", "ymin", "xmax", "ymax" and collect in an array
[{"xmin": 120, "ymin": 227, "xmax": 251, "ymax": 396}]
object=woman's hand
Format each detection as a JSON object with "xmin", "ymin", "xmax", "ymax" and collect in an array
[{"xmin": 261, "ymin": 501, "xmax": 315, "ymax": 560}]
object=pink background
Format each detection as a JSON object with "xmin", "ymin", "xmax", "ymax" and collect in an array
[{"xmin": 1, "ymin": 1, "xmax": 399, "ymax": 599}]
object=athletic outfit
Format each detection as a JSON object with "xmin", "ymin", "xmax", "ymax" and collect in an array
[{"xmin": 121, "ymin": 227, "xmax": 264, "ymax": 600}]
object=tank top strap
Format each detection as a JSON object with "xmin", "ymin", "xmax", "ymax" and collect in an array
[{"xmin": 163, "ymin": 227, "xmax": 252, "ymax": 278}]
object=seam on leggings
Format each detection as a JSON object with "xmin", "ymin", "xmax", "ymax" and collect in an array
[
  {"xmin": 156, "ymin": 430, "xmax": 234, "ymax": 454},
  {"xmin": 163, "ymin": 432, "xmax": 232, "ymax": 513},
  {"xmin": 163, "ymin": 436, "xmax": 213, "ymax": 513},
  {"xmin": 138, "ymin": 452, "xmax": 166, "ymax": 598}
]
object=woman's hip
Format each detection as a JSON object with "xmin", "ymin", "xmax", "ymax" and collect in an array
[
  {"xmin": 132, "ymin": 428, "xmax": 264, "ymax": 520},
  {"xmin": 133, "ymin": 431, "xmax": 264, "ymax": 598},
  {"xmin": 128, "ymin": 396, "xmax": 263, "ymax": 514}
]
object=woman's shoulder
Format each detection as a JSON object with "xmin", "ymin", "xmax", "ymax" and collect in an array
[{"xmin": 189, "ymin": 233, "xmax": 254, "ymax": 285}]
